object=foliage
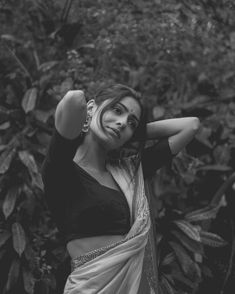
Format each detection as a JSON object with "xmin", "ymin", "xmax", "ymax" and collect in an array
[
  {"xmin": 155, "ymin": 176, "xmax": 229, "ymax": 294},
  {"xmin": 0, "ymin": 0, "xmax": 235, "ymax": 293}
]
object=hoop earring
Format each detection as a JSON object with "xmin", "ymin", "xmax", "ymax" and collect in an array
[{"xmin": 82, "ymin": 114, "xmax": 91, "ymax": 133}]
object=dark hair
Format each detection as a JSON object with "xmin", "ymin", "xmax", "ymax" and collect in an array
[{"xmin": 90, "ymin": 83, "xmax": 148, "ymax": 169}]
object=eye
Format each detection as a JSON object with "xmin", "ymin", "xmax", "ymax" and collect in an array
[{"xmin": 112, "ymin": 106, "xmax": 122, "ymax": 114}]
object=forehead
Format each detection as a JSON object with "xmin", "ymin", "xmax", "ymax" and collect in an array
[{"xmin": 119, "ymin": 96, "xmax": 141, "ymax": 119}]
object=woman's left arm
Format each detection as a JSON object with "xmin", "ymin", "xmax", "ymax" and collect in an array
[{"xmin": 146, "ymin": 117, "xmax": 200, "ymax": 155}]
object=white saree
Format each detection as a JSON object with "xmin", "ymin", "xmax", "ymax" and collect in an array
[{"xmin": 63, "ymin": 156, "xmax": 157, "ymax": 294}]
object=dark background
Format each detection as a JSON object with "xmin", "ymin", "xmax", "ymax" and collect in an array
[{"xmin": 0, "ymin": 0, "xmax": 235, "ymax": 293}]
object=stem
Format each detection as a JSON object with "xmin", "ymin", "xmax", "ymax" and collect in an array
[
  {"xmin": 220, "ymin": 220, "xmax": 235, "ymax": 294},
  {"xmin": 61, "ymin": 0, "xmax": 73, "ymax": 23},
  {"xmin": 2, "ymin": 41, "xmax": 33, "ymax": 84}
]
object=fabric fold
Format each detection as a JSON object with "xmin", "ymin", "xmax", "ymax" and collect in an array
[{"xmin": 64, "ymin": 157, "xmax": 151, "ymax": 294}]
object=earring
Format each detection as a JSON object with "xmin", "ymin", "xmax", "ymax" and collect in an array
[{"xmin": 82, "ymin": 114, "xmax": 91, "ymax": 133}]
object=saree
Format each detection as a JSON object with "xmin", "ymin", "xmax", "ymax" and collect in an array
[{"xmin": 63, "ymin": 156, "xmax": 157, "ymax": 294}]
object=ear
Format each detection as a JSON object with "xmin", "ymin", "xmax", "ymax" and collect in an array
[{"xmin": 86, "ymin": 99, "xmax": 97, "ymax": 116}]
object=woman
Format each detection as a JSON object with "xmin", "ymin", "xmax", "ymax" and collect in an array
[{"xmin": 42, "ymin": 84, "xmax": 200, "ymax": 293}]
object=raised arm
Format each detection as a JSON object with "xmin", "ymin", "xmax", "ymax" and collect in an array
[
  {"xmin": 55, "ymin": 90, "xmax": 87, "ymax": 139},
  {"xmin": 146, "ymin": 117, "xmax": 200, "ymax": 155}
]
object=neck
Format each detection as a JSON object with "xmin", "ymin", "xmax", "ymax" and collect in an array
[{"xmin": 74, "ymin": 132, "xmax": 108, "ymax": 172}]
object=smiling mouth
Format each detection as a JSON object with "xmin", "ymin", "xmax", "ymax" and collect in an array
[{"xmin": 107, "ymin": 127, "xmax": 120, "ymax": 139}]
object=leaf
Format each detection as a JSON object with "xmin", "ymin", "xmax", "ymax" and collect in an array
[
  {"xmin": 1, "ymin": 34, "xmax": 23, "ymax": 45},
  {"xmin": 185, "ymin": 205, "xmax": 221, "ymax": 222},
  {"xmin": 0, "ymin": 121, "xmax": 10, "ymax": 130},
  {"xmin": 24, "ymin": 243, "xmax": 38, "ymax": 270},
  {"xmin": 33, "ymin": 109, "xmax": 54, "ymax": 123},
  {"xmin": 38, "ymin": 61, "xmax": 59, "ymax": 72},
  {"xmin": 2, "ymin": 186, "xmax": 19, "ymax": 219},
  {"xmin": 174, "ymin": 220, "xmax": 201, "ymax": 242},
  {"xmin": 6, "ymin": 258, "xmax": 20, "ymax": 291},
  {"xmin": 171, "ymin": 270, "xmax": 195, "ymax": 288},
  {"xmin": 60, "ymin": 77, "xmax": 73, "ymax": 96},
  {"xmin": 12, "ymin": 222, "xmax": 26, "ymax": 256},
  {"xmin": 160, "ymin": 276, "xmax": 175, "ymax": 294},
  {"xmin": 194, "ymin": 252, "xmax": 203, "ymax": 263},
  {"xmin": 23, "ymin": 268, "xmax": 35, "ymax": 294},
  {"xmin": 18, "ymin": 151, "xmax": 43, "ymax": 189},
  {"xmin": 171, "ymin": 229, "xmax": 204, "ymax": 255},
  {"xmin": 197, "ymin": 164, "xmax": 232, "ymax": 172},
  {"xmin": 201, "ymin": 265, "xmax": 213, "ymax": 278},
  {"xmin": 169, "ymin": 241, "xmax": 195, "ymax": 276},
  {"xmin": 200, "ymin": 231, "xmax": 227, "ymax": 247},
  {"xmin": 0, "ymin": 145, "xmax": 7, "ymax": 153},
  {"xmin": 19, "ymin": 150, "xmax": 38, "ymax": 173},
  {"xmin": 0, "ymin": 231, "xmax": 11, "ymax": 248},
  {"xmin": 152, "ymin": 106, "xmax": 165, "ymax": 120},
  {"xmin": 161, "ymin": 253, "xmax": 175, "ymax": 266},
  {"xmin": 32, "ymin": 173, "xmax": 44, "ymax": 190},
  {"xmin": 0, "ymin": 147, "xmax": 16, "ymax": 174},
  {"xmin": 21, "ymin": 88, "xmax": 38, "ymax": 113}
]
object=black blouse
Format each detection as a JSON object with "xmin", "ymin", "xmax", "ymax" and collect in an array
[{"xmin": 41, "ymin": 128, "xmax": 172, "ymax": 243}]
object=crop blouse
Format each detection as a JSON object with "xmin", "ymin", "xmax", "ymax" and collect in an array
[{"xmin": 41, "ymin": 128, "xmax": 173, "ymax": 243}]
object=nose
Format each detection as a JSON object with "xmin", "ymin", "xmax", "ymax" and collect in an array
[{"xmin": 116, "ymin": 116, "xmax": 127, "ymax": 129}]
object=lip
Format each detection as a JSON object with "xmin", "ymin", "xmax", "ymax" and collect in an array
[{"xmin": 107, "ymin": 127, "xmax": 120, "ymax": 139}]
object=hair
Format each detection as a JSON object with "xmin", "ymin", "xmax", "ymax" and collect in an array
[{"xmin": 89, "ymin": 83, "xmax": 148, "ymax": 171}]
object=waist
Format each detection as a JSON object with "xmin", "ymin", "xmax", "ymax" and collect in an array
[{"xmin": 66, "ymin": 234, "xmax": 126, "ymax": 259}]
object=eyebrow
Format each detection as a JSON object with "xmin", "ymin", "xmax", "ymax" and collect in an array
[{"xmin": 117, "ymin": 102, "xmax": 140, "ymax": 123}]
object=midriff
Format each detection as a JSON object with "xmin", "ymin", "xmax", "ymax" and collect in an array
[{"xmin": 66, "ymin": 234, "xmax": 126, "ymax": 259}]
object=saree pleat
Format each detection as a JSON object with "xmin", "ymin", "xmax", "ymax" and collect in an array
[{"xmin": 64, "ymin": 156, "xmax": 154, "ymax": 294}]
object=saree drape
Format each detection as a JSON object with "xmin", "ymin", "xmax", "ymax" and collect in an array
[{"xmin": 63, "ymin": 156, "xmax": 158, "ymax": 294}]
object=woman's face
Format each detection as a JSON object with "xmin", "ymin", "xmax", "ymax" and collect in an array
[{"xmin": 89, "ymin": 96, "xmax": 141, "ymax": 151}]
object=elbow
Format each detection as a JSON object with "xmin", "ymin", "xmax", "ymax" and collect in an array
[
  {"xmin": 191, "ymin": 117, "xmax": 200, "ymax": 134},
  {"xmin": 65, "ymin": 90, "xmax": 87, "ymax": 108}
]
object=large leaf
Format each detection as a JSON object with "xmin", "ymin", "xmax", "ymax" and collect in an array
[
  {"xmin": 0, "ymin": 147, "xmax": 16, "ymax": 174},
  {"xmin": 2, "ymin": 186, "xmax": 19, "ymax": 219},
  {"xmin": 185, "ymin": 204, "xmax": 222, "ymax": 222},
  {"xmin": 21, "ymin": 88, "xmax": 38, "ymax": 113},
  {"xmin": 169, "ymin": 241, "xmax": 195, "ymax": 277},
  {"xmin": 18, "ymin": 150, "xmax": 38, "ymax": 175},
  {"xmin": 23, "ymin": 268, "xmax": 35, "ymax": 294},
  {"xmin": 174, "ymin": 220, "xmax": 201, "ymax": 242},
  {"xmin": 12, "ymin": 222, "xmax": 26, "ymax": 256},
  {"xmin": 18, "ymin": 150, "xmax": 43, "ymax": 190},
  {"xmin": 200, "ymin": 231, "xmax": 227, "ymax": 247},
  {"xmin": 18, "ymin": 150, "xmax": 38, "ymax": 174},
  {"xmin": 171, "ymin": 229, "xmax": 204, "ymax": 255},
  {"xmin": 0, "ymin": 231, "xmax": 11, "ymax": 248},
  {"xmin": 5, "ymin": 258, "xmax": 20, "ymax": 291}
]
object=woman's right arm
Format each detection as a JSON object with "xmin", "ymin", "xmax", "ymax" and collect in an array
[{"xmin": 55, "ymin": 90, "xmax": 87, "ymax": 139}]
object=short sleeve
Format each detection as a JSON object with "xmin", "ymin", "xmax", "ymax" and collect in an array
[
  {"xmin": 41, "ymin": 127, "xmax": 82, "ymax": 180},
  {"xmin": 141, "ymin": 138, "xmax": 173, "ymax": 179}
]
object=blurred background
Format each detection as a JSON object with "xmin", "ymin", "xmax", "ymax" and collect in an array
[{"xmin": 0, "ymin": 0, "xmax": 235, "ymax": 293}]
